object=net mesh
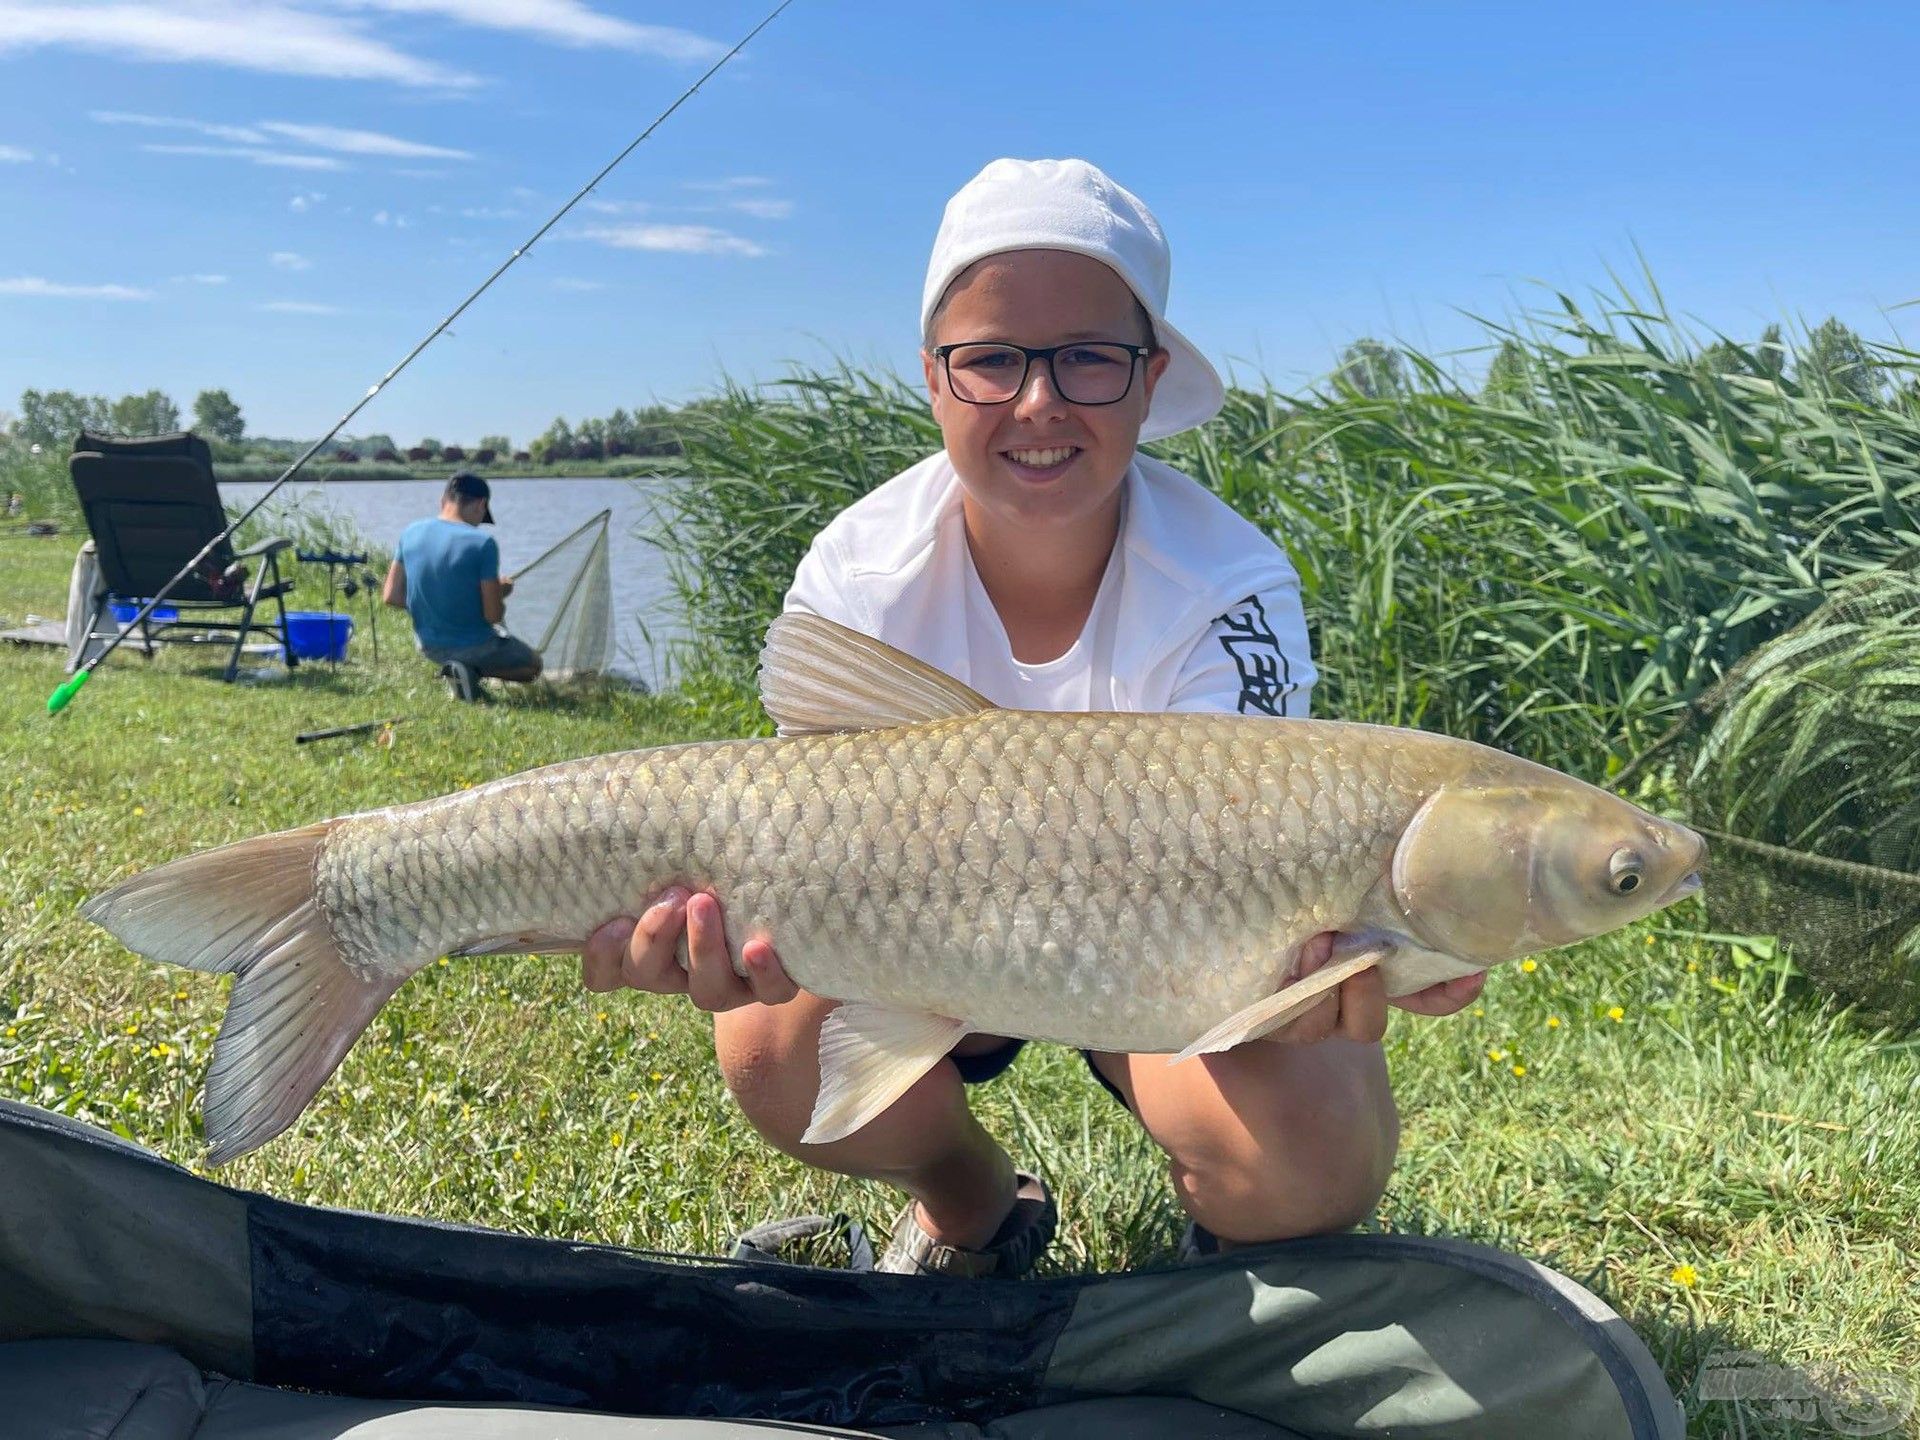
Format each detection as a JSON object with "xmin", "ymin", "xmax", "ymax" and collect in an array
[
  {"xmin": 1651, "ymin": 553, "xmax": 1920, "ymax": 1030},
  {"xmin": 509, "ymin": 509, "xmax": 614, "ymax": 680}
]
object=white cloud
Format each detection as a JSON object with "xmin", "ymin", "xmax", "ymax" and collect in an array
[
  {"xmin": 271, "ymin": 251, "xmax": 314, "ymax": 270},
  {"xmin": 95, "ymin": 110, "xmax": 468, "ymax": 161},
  {"xmin": 142, "ymin": 142, "xmax": 343, "ymax": 170},
  {"xmin": 0, "ymin": 3, "xmax": 479, "ymax": 87},
  {"xmin": 173, "ymin": 273, "xmax": 229, "ymax": 284},
  {"xmin": 335, "ymin": 0, "xmax": 724, "ymax": 61},
  {"xmin": 258, "ymin": 299, "xmax": 339, "ymax": 314},
  {"xmin": 580, "ymin": 223, "xmax": 767, "ymax": 258},
  {"xmin": 583, "ymin": 198, "xmax": 648, "ymax": 216},
  {"xmin": 551, "ymin": 277, "xmax": 604, "ymax": 291},
  {"xmin": 91, "ymin": 109, "xmax": 266, "ymax": 143},
  {"xmin": 459, "ymin": 205, "xmax": 521, "ymax": 220},
  {"xmin": 684, "ymin": 176, "xmax": 772, "ymax": 192},
  {"xmin": 0, "ymin": 143, "xmax": 35, "ymax": 163},
  {"xmin": 0, "ymin": 275, "xmax": 153, "ymax": 300},
  {"xmin": 729, "ymin": 197, "xmax": 793, "ymax": 220},
  {"xmin": 372, "ymin": 209, "xmax": 411, "ymax": 227},
  {"xmin": 258, "ymin": 121, "xmax": 469, "ymax": 160},
  {"xmin": 289, "ymin": 190, "xmax": 325, "ymax": 211}
]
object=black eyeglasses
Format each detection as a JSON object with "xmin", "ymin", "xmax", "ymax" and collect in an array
[{"xmin": 933, "ymin": 341, "xmax": 1153, "ymax": 407}]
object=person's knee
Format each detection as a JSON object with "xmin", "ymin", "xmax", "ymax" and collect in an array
[{"xmin": 1164, "ymin": 1050, "xmax": 1398, "ymax": 1243}]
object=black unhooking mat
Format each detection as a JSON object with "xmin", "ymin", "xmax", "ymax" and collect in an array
[{"xmin": 0, "ymin": 1099, "xmax": 1681, "ymax": 1438}]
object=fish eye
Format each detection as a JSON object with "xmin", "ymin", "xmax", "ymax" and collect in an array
[{"xmin": 1608, "ymin": 848, "xmax": 1644, "ymax": 896}]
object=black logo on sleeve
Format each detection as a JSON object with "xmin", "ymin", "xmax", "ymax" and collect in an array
[{"xmin": 1214, "ymin": 594, "xmax": 1297, "ymax": 716}]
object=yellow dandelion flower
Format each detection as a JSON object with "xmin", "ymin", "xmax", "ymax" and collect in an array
[
  {"xmin": 437, "ymin": 957, "xmax": 449, "ymax": 967},
  {"xmin": 1644, "ymin": 934, "xmax": 1655, "ymax": 945},
  {"xmin": 1487, "ymin": 1048, "xmax": 1507, "ymax": 1063},
  {"xmin": 1686, "ymin": 960, "xmax": 1699, "ymax": 973},
  {"xmin": 512, "ymin": 1149, "xmax": 524, "ymax": 1163},
  {"xmin": 123, "ymin": 1022, "xmax": 140, "ymax": 1036},
  {"xmin": 1546, "ymin": 1016, "xmax": 1562, "ymax": 1029},
  {"xmin": 596, "ymin": 1011, "xmax": 609, "ymax": 1023},
  {"xmin": 1520, "ymin": 959, "xmax": 1537, "ymax": 974},
  {"xmin": 3, "ymin": 1026, "xmax": 14, "ymax": 1038},
  {"xmin": 132, "ymin": 805, "xmax": 145, "ymax": 816},
  {"xmin": 173, "ymin": 990, "xmax": 189, "ymax": 1001},
  {"xmin": 1472, "ymin": 1007, "xmax": 1485, "ymax": 1017},
  {"xmin": 1511, "ymin": 1064, "xmax": 1526, "ymax": 1077},
  {"xmin": 648, "ymin": 1070, "xmax": 665, "ymax": 1082},
  {"xmin": 1669, "ymin": 1263, "xmax": 1698, "ymax": 1289},
  {"xmin": 628, "ymin": 1091, "xmax": 640, "ymax": 1103},
  {"xmin": 461, "ymin": 1104, "xmax": 473, "ymax": 1120},
  {"xmin": 609, "ymin": 1132, "xmax": 623, "ymax": 1147},
  {"xmin": 1606, "ymin": 1005, "xmax": 1625, "ymax": 1021}
]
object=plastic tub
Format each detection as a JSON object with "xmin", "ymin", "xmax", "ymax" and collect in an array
[
  {"xmin": 110, "ymin": 601, "xmax": 178, "ymax": 626},
  {"xmin": 284, "ymin": 611, "xmax": 355, "ymax": 662}
]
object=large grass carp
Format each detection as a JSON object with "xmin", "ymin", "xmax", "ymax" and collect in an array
[{"xmin": 85, "ymin": 614, "xmax": 1706, "ymax": 1164}]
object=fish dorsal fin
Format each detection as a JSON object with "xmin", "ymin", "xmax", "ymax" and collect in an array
[{"xmin": 758, "ymin": 613, "xmax": 995, "ymax": 736}]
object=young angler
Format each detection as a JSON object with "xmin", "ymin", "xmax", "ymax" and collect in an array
[{"xmin": 582, "ymin": 159, "xmax": 1483, "ymax": 1275}]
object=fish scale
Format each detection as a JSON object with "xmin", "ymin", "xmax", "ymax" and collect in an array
[{"xmin": 313, "ymin": 711, "xmax": 1429, "ymax": 1052}]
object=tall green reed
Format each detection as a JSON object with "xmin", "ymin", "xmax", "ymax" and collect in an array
[{"xmin": 655, "ymin": 289, "xmax": 1920, "ymax": 778}]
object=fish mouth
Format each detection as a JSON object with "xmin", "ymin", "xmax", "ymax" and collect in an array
[{"xmin": 1661, "ymin": 871, "xmax": 1704, "ymax": 905}]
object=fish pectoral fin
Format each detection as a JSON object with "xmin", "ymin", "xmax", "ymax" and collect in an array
[
  {"xmin": 802, "ymin": 1004, "xmax": 971, "ymax": 1146},
  {"xmin": 1171, "ymin": 943, "xmax": 1395, "ymax": 1063},
  {"xmin": 758, "ymin": 613, "xmax": 995, "ymax": 736},
  {"xmin": 447, "ymin": 932, "xmax": 582, "ymax": 958}
]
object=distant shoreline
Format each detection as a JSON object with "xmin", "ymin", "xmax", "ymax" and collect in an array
[{"xmin": 217, "ymin": 460, "xmax": 686, "ymax": 485}]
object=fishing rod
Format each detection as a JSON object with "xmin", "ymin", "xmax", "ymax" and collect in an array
[{"xmin": 47, "ymin": 0, "xmax": 796, "ymax": 716}]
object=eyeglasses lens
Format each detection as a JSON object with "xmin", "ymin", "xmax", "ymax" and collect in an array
[{"xmin": 945, "ymin": 344, "xmax": 1137, "ymax": 405}]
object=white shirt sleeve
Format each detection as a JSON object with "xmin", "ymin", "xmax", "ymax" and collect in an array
[
  {"xmin": 1164, "ymin": 582, "xmax": 1318, "ymax": 719},
  {"xmin": 780, "ymin": 530, "xmax": 870, "ymax": 632}
]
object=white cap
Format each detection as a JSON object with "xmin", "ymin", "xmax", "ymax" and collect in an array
[{"xmin": 921, "ymin": 158, "xmax": 1224, "ymax": 442}]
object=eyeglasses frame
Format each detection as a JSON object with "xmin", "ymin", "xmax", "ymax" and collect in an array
[{"xmin": 931, "ymin": 340, "xmax": 1156, "ymax": 408}]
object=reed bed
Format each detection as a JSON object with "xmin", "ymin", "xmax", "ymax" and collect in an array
[{"xmin": 658, "ymin": 288, "xmax": 1920, "ymax": 783}]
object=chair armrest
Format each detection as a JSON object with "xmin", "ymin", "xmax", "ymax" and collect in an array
[{"xmin": 232, "ymin": 536, "xmax": 294, "ymax": 560}]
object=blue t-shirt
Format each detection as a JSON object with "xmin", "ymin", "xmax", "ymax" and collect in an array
[{"xmin": 397, "ymin": 517, "xmax": 499, "ymax": 651}]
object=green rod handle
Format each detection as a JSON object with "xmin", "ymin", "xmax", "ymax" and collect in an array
[{"xmin": 46, "ymin": 669, "xmax": 89, "ymax": 715}]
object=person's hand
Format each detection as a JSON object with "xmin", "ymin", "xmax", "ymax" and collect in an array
[
  {"xmin": 498, "ymin": 576, "xmax": 516, "ymax": 598},
  {"xmin": 581, "ymin": 888, "xmax": 799, "ymax": 1013},
  {"xmin": 1259, "ymin": 932, "xmax": 1485, "ymax": 1045}
]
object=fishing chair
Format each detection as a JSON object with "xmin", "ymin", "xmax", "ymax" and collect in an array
[{"xmin": 66, "ymin": 430, "xmax": 297, "ymax": 683}]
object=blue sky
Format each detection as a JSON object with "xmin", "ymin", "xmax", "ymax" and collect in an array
[{"xmin": 2, "ymin": 1, "xmax": 1916, "ymax": 447}]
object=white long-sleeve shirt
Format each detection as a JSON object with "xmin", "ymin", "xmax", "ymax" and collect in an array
[{"xmin": 782, "ymin": 451, "xmax": 1316, "ymax": 718}]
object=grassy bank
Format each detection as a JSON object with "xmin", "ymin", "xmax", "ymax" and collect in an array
[{"xmin": 1, "ymin": 533, "xmax": 1914, "ymax": 1436}]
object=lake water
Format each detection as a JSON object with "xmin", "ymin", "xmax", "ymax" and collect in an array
[{"xmin": 220, "ymin": 476, "xmax": 683, "ymax": 688}]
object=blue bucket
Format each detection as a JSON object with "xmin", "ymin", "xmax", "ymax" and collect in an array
[
  {"xmin": 110, "ymin": 600, "xmax": 179, "ymax": 626},
  {"xmin": 285, "ymin": 611, "xmax": 354, "ymax": 661}
]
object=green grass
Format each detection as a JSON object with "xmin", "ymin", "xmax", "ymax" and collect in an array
[{"xmin": 2, "ymin": 533, "xmax": 1916, "ymax": 1438}]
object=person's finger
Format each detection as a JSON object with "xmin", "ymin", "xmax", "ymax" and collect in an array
[
  {"xmin": 1336, "ymin": 964, "xmax": 1389, "ymax": 1043},
  {"xmin": 623, "ymin": 888, "xmax": 691, "ymax": 993},
  {"xmin": 1263, "ymin": 931, "xmax": 1340, "ymax": 1044},
  {"xmin": 1389, "ymin": 970, "xmax": 1487, "ymax": 1016},
  {"xmin": 581, "ymin": 917, "xmax": 631, "ymax": 993},
  {"xmin": 741, "ymin": 938, "xmax": 800, "ymax": 1006},
  {"xmin": 685, "ymin": 892, "xmax": 753, "ymax": 1012}
]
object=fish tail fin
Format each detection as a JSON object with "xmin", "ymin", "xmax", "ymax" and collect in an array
[{"xmin": 82, "ymin": 822, "xmax": 399, "ymax": 1165}]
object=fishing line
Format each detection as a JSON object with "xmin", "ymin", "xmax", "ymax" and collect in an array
[{"xmin": 48, "ymin": 0, "xmax": 796, "ymax": 715}]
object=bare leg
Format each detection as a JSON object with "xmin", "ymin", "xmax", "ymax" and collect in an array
[
  {"xmin": 1089, "ymin": 1039, "xmax": 1398, "ymax": 1245},
  {"xmin": 714, "ymin": 993, "xmax": 1018, "ymax": 1249}
]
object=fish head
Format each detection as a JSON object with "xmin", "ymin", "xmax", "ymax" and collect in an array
[{"xmin": 1390, "ymin": 781, "xmax": 1707, "ymax": 964}]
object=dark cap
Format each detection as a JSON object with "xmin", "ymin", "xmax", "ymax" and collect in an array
[{"xmin": 444, "ymin": 470, "xmax": 494, "ymax": 524}]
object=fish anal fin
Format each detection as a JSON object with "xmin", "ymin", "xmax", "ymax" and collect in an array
[
  {"xmin": 1171, "ymin": 943, "xmax": 1394, "ymax": 1063},
  {"xmin": 758, "ymin": 614, "xmax": 994, "ymax": 736},
  {"xmin": 801, "ymin": 1003, "xmax": 970, "ymax": 1145}
]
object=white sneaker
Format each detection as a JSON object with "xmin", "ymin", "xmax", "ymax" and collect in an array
[{"xmin": 440, "ymin": 661, "xmax": 479, "ymax": 701}]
